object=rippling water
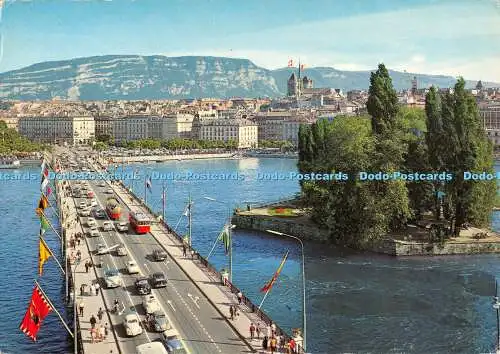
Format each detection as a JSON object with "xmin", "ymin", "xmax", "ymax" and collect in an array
[{"xmin": 1, "ymin": 158, "xmax": 500, "ymax": 354}]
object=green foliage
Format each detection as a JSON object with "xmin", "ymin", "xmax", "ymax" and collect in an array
[
  {"xmin": 112, "ymin": 138, "xmax": 237, "ymax": 150},
  {"xmin": 0, "ymin": 123, "xmax": 47, "ymax": 155},
  {"xmin": 93, "ymin": 142, "xmax": 108, "ymax": 151}
]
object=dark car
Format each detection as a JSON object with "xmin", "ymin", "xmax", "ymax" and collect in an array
[
  {"xmin": 149, "ymin": 310, "xmax": 171, "ymax": 332},
  {"xmin": 93, "ymin": 208, "xmax": 106, "ymax": 219},
  {"xmin": 135, "ymin": 277, "xmax": 151, "ymax": 295},
  {"xmin": 150, "ymin": 272, "xmax": 167, "ymax": 288},
  {"xmin": 153, "ymin": 249, "xmax": 168, "ymax": 262}
]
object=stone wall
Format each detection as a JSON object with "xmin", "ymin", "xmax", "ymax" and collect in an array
[{"xmin": 231, "ymin": 214, "xmax": 330, "ymax": 242}]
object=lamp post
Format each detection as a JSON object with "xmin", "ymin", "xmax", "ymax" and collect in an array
[
  {"xmin": 265, "ymin": 229, "xmax": 307, "ymax": 351},
  {"xmin": 493, "ymin": 281, "xmax": 500, "ymax": 354},
  {"xmin": 72, "ymin": 244, "xmax": 119, "ymax": 353},
  {"xmin": 204, "ymin": 196, "xmax": 233, "ymax": 282}
]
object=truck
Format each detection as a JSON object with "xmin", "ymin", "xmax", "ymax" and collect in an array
[{"xmin": 106, "ymin": 198, "xmax": 121, "ymax": 220}]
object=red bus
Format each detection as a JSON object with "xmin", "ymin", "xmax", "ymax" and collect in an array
[
  {"xmin": 106, "ymin": 198, "xmax": 121, "ymax": 220},
  {"xmin": 129, "ymin": 211, "xmax": 151, "ymax": 234}
]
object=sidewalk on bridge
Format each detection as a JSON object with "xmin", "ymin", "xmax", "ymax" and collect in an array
[
  {"xmin": 62, "ymin": 182, "xmax": 120, "ymax": 354},
  {"xmin": 110, "ymin": 182, "xmax": 278, "ymax": 353}
]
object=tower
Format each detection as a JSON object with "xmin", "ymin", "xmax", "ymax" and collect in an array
[
  {"xmin": 411, "ymin": 76, "xmax": 418, "ymax": 94},
  {"xmin": 287, "ymin": 73, "xmax": 297, "ymax": 97}
]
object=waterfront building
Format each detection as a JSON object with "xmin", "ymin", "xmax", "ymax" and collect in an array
[
  {"xmin": 94, "ymin": 115, "xmax": 113, "ymax": 138},
  {"xmin": 162, "ymin": 113, "xmax": 195, "ymax": 140},
  {"xmin": 252, "ymin": 112, "xmax": 292, "ymax": 142},
  {"xmin": 18, "ymin": 115, "xmax": 95, "ymax": 145},
  {"xmin": 199, "ymin": 118, "xmax": 258, "ymax": 148},
  {"xmin": 283, "ymin": 116, "xmax": 314, "ymax": 147},
  {"xmin": 0, "ymin": 116, "xmax": 19, "ymax": 131},
  {"xmin": 479, "ymin": 105, "xmax": 500, "ymax": 148}
]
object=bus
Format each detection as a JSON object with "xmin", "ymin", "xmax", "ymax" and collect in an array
[
  {"xmin": 106, "ymin": 198, "xmax": 121, "ymax": 220},
  {"xmin": 129, "ymin": 211, "xmax": 151, "ymax": 234}
]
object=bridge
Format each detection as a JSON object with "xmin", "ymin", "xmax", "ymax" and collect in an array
[{"xmin": 54, "ymin": 148, "xmax": 304, "ymax": 354}]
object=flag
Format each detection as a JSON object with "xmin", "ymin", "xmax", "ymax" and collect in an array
[
  {"xmin": 40, "ymin": 176, "xmax": 48, "ymax": 192},
  {"xmin": 218, "ymin": 224, "xmax": 231, "ymax": 255},
  {"xmin": 260, "ymin": 250, "xmax": 289, "ymax": 293},
  {"xmin": 40, "ymin": 215, "xmax": 50, "ymax": 234},
  {"xmin": 182, "ymin": 205, "xmax": 189, "ymax": 217},
  {"xmin": 287, "ymin": 59, "xmax": 293, "ymax": 67},
  {"xmin": 145, "ymin": 176, "xmax": 152, "ymax": 192},
  {"xmin": 40, "ymin": 159, "xmax": 46, "ymax": 172},
  {"xmin": 38, "ymin": 237, "xmax": 52, "ymax": 276},
  {"xmin": 37, "ymin": 195, "xmax": 48, "ymax": 211},
  {"xmin": 46, "ymin": 186, "xmax": 52, "ymax": 197},
  {"xmin": 19, "ymin": 285, "xmax": 52, "ymax": 341}
]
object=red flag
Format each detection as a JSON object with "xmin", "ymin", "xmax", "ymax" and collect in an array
[
  {"xmin": 46, "ymin": 186, "xmax": 52, "ymax": 196},
  {"xmin": 287, "ymin": 59, "xmax": 293, "ymax": 67},
  {"xmin": 19, "ymin": 285, "xmax": 52, "ymax": 341},
  {"xmin": 43, "ymin": 167, "xmax": 49, "ymax": 177},
  {"xmin": 260, "ymin": 251, "xmax": 289, "ymax": 293}
]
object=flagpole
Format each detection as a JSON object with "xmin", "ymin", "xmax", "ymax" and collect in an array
[
  {"xmin": 144, "ymin": 175, "xmax": 147, "ymax": 206},
  {"xmin": 228, "ymin": 207, "xmax": 232, "ymax": 283},
  {"xmin": 188, "ymin": 193, "xmax": 192, "ymax": 247},
  {"xmin": 40, "ymin": 236, "xmax": 66, "ymax": 275},
  {"xmin": 33, "ymin": 280, "xmax": 74, "ymax": 338},
  {"xmin": 40, "ymin": 209, "xmax": 62, "ymax": 241},
  {"xmin": 258, "ymin": 288, "xmax": 272, "ymax": 310},
  {"xmin": 40, "ymin": 191, "xmax": 59, "ymax": 217},
  {"xmin": 207, "ymin": 231, "xmax": 222, "ymax": 260},
  {"xmin": 162, "ymin": 183, "xmax": 166, "ymax": 224}
]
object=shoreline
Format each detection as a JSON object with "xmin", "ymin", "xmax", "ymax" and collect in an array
[{"xmin": 106, "ymin": 152, "xmax": 235, "ymax": 163}]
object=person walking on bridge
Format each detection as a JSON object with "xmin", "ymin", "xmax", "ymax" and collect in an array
[
  {"xmin": 249, "ymin": 323, "xmax": 255, "ymax": 339},
  {"xmin": 256, "ymin": 322, "xmax": 261, "ymax": 339},
  {"xmin": 237, "ymin": 291, "xmax": 243, "ymax": 305},
  {"xmin": 90, "ymin": 314, "xmax": 97, "ymax": 329},
  {"xmin": 79, "ymin": 300, "xmax": 85, "ymax": 316},
  {"xmin": 182, "ymin": 243, "xmax": 187, "ymax": 257},
  {"xmin": 229, "ymin": 305, "xmax": 234, "ymax": 320}
]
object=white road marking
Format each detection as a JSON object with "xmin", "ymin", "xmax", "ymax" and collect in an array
[
  {"xmin": 167, "ymin": 300, "xmax": 176, "ymax": 312},
  {"xmin": 187, "ymin": 293, "xmax": 200, "ymax": 309}
]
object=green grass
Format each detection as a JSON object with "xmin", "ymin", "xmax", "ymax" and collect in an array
[{"xmin": 267, "ymin": 207, "xmax": 297, "ymax": 217}]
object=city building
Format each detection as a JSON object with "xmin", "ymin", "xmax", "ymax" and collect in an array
[
  {"xmin": 199, "ymin": 118, "xmax": 258, "ymax": 148},
  {"xmin": 252, "ymin": 111, "xmax": 292, "ymax": 142},
  {"xmin": 162, "ymin": 113, "xmax": 195, "ymax": 140},
  {"xmin": 94, "ymin": 115, "xmax": 113, "ymax": 138},
  {"xmin": 479, "ymin": 105, "xmax": 500, "ymax": 148},
  {"xmin": 18, "ymin": 115, "xmax": 95, "ymax": 145},
  {"xmin": 0, "ymin": 116, "xmax": 19, "ymax": 131},
  {"xmin": 283, "ymin": 116, "xmax": 314, "ymax": 147}
]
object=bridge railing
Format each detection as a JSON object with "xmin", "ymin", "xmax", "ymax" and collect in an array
[{"xmin": 112, "ymin": 178, "xmax": 303, "ymax": 353}]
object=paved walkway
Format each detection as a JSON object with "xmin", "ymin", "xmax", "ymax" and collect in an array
[
  {"xmin": 109, "ymin": 180, "xmax": 287, "ymax": 353},
  {"xmin": 60, "ymin": 180, "xmax": 120, "ymax": 354}
]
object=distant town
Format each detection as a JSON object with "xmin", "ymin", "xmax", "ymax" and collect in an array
[{"xmin": 1, "ymin": 73, "xmax": 500, "ymax": 150}]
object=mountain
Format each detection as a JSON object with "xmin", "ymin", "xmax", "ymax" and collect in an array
[{"xmin": 0, "ymin": 55, "xmax": 498, "ymax": 100}]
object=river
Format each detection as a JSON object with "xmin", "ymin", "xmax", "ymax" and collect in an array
[{"xmin": 1, "ymin": 157, "xmax": 499, "ymax": 353}]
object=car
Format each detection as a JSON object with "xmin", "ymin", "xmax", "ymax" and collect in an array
[
  {"xmin": 93, "ymin": 208, "xmax": 106, "ymax": 219},
  {"xmin": 150, "ymin": 272, "xmax": 167, "ymax": 288},
  {"xmin": 149, "ymin": 310, "xmax": 171, "ymax": 332},
  {"xmin": 96, "ymin": 244, "xmax": 108, "ymax": 255},
  {"xmin": 163, "ymin": 337, "xmax": 186, "ymax": 354},
  {"xmin": 104, "ymin": 268, "xmax": 123, "ymax": 288},
  {"xmin": 80, "ymin": 208, "xmax": 91, "ymax": 217},
  {"xmin": 78, "ymin": 201, "xmax": 87, "ymax": 209},
  {"xmin": 88, "ymin": 229, "xmax": 100, "ymax": 237},
  {"xmin": 142, "ymin": 294, "xmax": 161, "ymax": 314},
  {"xmin": 98, "ymin": 181, "xmax": 106, "ymax": 187},
  {"xmin": 89, "ymin": 199, "xmax": 98, "ymax": 207},
  {"xmin": 105, "ymin": 188, "xmax": 114, "ymax": 194},
  {"xmin": 127, "ymin": 260, "xmax": 140, "ymax": 274},
  {"xmin": 116, "ymin": 244, "xmax": 127, "ymax": 256},
  {"xmin": 115, "ymin": 221, "xmax": 128, "ymax": 232},
  {"xmin": 102, "ymin": 221, "xmax": 114, "ymax": 231},
  {"xmin": 135, "ymin": 277, "xmax": 151, "ymax": 295},
  {"xmin": 136, "ymin": 342, "xmax": 168, "ymax": 354},
  {"xmin": 89, "ymin": 224, "xmax": 98, "ymax": 231},
  {"xmin": 123, "ymin": 312, "xmax": 142, "ymax": 337},
  {"xmin": 153, "ymin": 249, "xmax": 168, "ymax": 262},
  {"xmin": 86, "ymin": 217, "xmax": 97, "ymax": 227}
]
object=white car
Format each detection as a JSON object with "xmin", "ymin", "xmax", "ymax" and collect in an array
[
  {"xmin": 104, "ymin": 268, "xmax": 123, "ymax": 288},
  {"xmin": 89, "ymin": 229, "xmax": 99, "ymax": 237},
  {"xmin": 105, "ymin": 188, "xmax": 113, "ymax": 194},
  {"xmin": 123, "ymin": 312, "xmax": 142, "ymax": 337},
  {"xmin": 89, "ymin": 224, "xmax": 98, "ymax": 231},
  {"xmin": 80, "ymin": 208, "xmax": 91, "ymax": 217},
  {"xmin": 115, "ymin": 221, "xmax": 128, "ymax": 232},
  {"xmin": 78, "ymin": 201, "xmax": 87, "ymax": 209},
  {"xmin": 102, "ymin": 221, "xmax": 114, "ymax": 231},
  {"xmin": 142, "ymin": 294, "xmax": 161, "ymax": 314},
  {"xmin": 98, "ymin": 181, "xmax": 106, "ymax": 187},
  {"xmin": 96, "ymin": 244, "xmax": 108, "ymax": 255},
  {"xmin": 89, "ymin": 199, "xmax": 98, "ymax": 207},
  {"xmin": 86, "ymin": 217, "xmax": 97, "ymax": 227},
  {"xmin": 127, "ymin": 260, "xmax": 140, "ymax": 274}
]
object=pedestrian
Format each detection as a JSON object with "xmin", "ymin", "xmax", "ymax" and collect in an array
[
  {"xmin": 77, "ymin": 238, "xmax": 81, "ymax": 246},
  {"xmin": 97, "ymin": 307, "xmax": 104, "ymax": 322},
  {"xmin": 289, "ymin": 338, "xmax": 296, "ymax": 354},
  {"xmin": 85, "ymin": 261, "xmax": 89, "ymax": 273},
  {"xmin": 79, "ymin": 300, "xmax": 84, "ymax": 316},
  {"xmin": 95, "ymin": 282, "xmax": 100, "ymax": 296},
  {"xmin": 279, "ymin": 335, "xmax": 285, "ymax": 350},
  {"xmin": 249, "ymin": 323, "xmax": 255, "ymax": 339},
  {"xmin": 182, "ymin": 244, "xmax": 187, "ymax": 257},
  {"xmin": 270, "ymin": 336, "xmax": 277, "ymax": 354},
  {"xmin": 256, "ymin": 322, "xmax": 261, "ymax": 339},
  {"xmin": 90, "ymin": 327, "xmax": 96, "ymax": 343},
  {"xmin": 99, "ymin": 324, "xmax": 105, "ymax": 341},
  {"xmin": 104, "ymin": 322, "xmax": 109, "ymax": 338},
  {"xmin": 237, "ymin": 291, "xmax": 242, "ymax": 305},
  {"xmin": 191, "ymin": 249, "xmax": 195, "ymax": 259},
  {"xmin": 90, "ymin": 283, "xmax": 95, "ymax": 296},
  {"xmin": 262, "ymin": 336, "xmax": 268, "ymax": 351},
  {"xmin": 229, "ymin": 305, "xmax": 234, "ymax": 320},
  {"xmin": 80, "ymin": 284, "xmax": 85, "ymax": 296},
  {"xmin": 76, "ymin": 250, "xmax": 81, "ymax": 261},
  {"xmin": 271, "ymin": 321, "xmax": 276, "ymax": 336},
  {"xmin": 90, "ymin": 314, "xmax": 97, "ymax": 329},
  {"xmin": 114, "ymin": 299, "xmax": 119, "ymax": 313}
]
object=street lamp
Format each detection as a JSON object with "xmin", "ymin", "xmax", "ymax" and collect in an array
[
  {"xmin": 265, "ymin": 229, "xmax": 307, "ymax": 352},
  {"xmin": 72, "ymin": 244, "xmax": 119, "ymax": 354},
  {"xmin": 204, "ymin": 196, "xmax": 234, "ymax": 282}
]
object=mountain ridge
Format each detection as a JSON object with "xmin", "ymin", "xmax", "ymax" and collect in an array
[{"xmin": 0, "ymin": 55, "xmax": 497, "ymax": 100}]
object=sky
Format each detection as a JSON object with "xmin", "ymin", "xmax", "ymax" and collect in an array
[{"xmin": 0, "ymin": 0, "xmax": 499, "ymax": 81}]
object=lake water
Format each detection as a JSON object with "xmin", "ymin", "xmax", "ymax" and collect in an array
[{"xmin": 1, "ymin": 157, "xmax": 499, "ymax": 353}]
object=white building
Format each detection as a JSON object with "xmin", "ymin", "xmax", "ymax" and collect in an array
[
  {"xmin": 18, "ymin": 115, "xmax": 95, "ymax": 145},
  {"xmin": 199, "ymin": 118, "xmax": 258, "ymax": 148},
  {"xmin": 162, "ymin": 113, "xmax": 195, "ymax": 140}
]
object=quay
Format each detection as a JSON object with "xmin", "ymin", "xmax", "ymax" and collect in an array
[
  {"xmin": 107, "ymin": 152, "xmax": 235, "ymax": 163},
  {"xmin": 53, "ymin": 148, "xmax": 305, "ymax": 353}
]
